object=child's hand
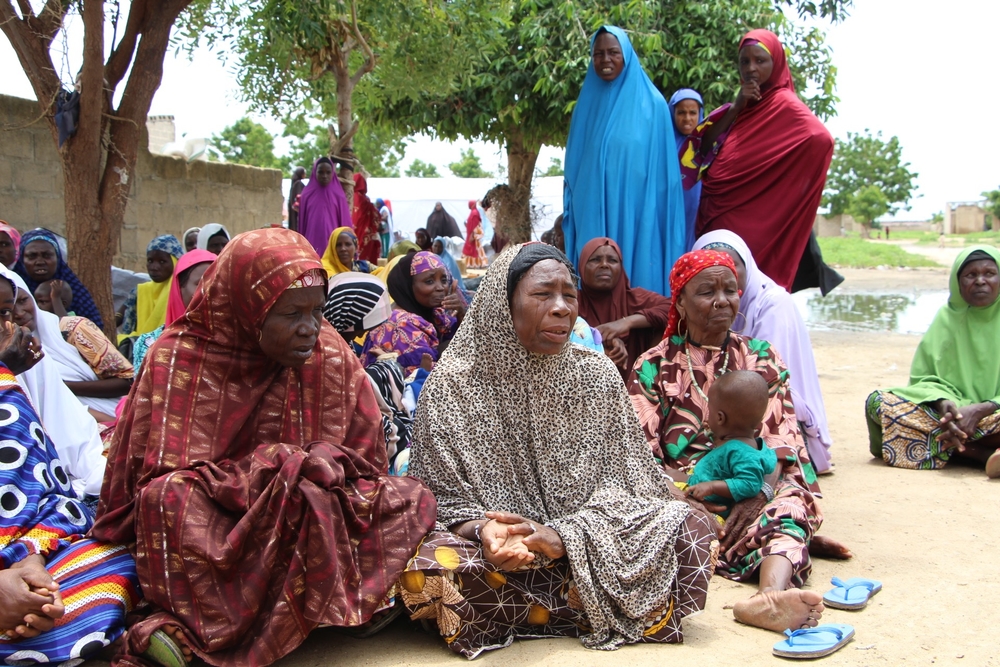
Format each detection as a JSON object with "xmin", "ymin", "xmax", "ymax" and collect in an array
[{"xmin": 685, "ymin": 483, "xmax": 713, "ymax": 501}]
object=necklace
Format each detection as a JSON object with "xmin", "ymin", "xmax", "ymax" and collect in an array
[{"xmin": 685, "ymin": 336, "xmax": 730, "ymax": 402}]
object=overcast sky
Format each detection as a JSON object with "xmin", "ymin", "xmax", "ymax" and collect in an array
[{"xmin": 2, "ymin": 0, "xmax": 995, "ymax": 221}]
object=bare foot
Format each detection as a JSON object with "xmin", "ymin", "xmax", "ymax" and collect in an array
[
  {"xmin": 733, "ymin": 589, "xmax": 824, "ymax": 633},
  {"xmin": 164, "ymin": 625, "xmax": 193, "ymax": 661},
  {"xmin": 986, "ymin": 449, "xmax": 1000, "ymax": 479},
  {"xmin": 809, "ymin": 534, "xmax": 853, "ymax": 560}
]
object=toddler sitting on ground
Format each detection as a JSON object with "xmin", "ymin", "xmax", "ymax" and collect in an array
[{"xmin": 685, "ymin": 370, "xmax": 777, "ymax": 517}]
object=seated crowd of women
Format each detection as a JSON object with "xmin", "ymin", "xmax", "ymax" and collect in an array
[{"xmin": 3, "ymin": 22, "xmax": 998, "ymax": 667}]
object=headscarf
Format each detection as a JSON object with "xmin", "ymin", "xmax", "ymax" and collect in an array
[
  {"xmin": 668, "ymin": 89, "xmax": 704, "ymax": 250},
  {"xmin": 2, "ymin": 266, "xmax": 106, "ymax": 496},
  {"xmin": 681, "ymin": 29, "xmax": 833, "ymax": 291},
  {"xmin": 0, "ymin": 221, "xmax": 22, "ymax": 265},
  {"xmin": 387, "ymin": 251, "xmax": 447, "ymax": 323},
  {"xmin": 409, "ymin": 242, "xmax": 692, "ymax": 650},
  {"xmin": 297, "ymin": 157, "xmax": 352, "ymax": 256},
  {"xmin": 165, "ymin": 249, "xmax": 216, "ymax": 325},
  {"xmin": 127, "ymin": 235, "xmax": 183, "ymax": 337},
  {"xmin": 890, "ymin": 245, "xmax": 1000, "ymax": 406},
  {"xmin": 577, "ymin": 237, "xmax": 672, "ymax": 376},
  {"xmin": 425, "ymin": 203, "xmax": 462, "ymax": 239},
  {"xmin": 388, "ymin": 240, "xmax": 419, "ymax": 260},
  {"xmin": 92, "ymin": 228, "xmax": 435, "ymax": 664},
  {"xmin": 693, "ymin": 230, "xmax": 832, "ymax": 472},
  {"xmin": 182, "ymin": 226, "xmax": 201, "ymax": 249},
  {"xmin": 323, "ymin": 273, "xmax": 392, "ymax": 333},
  {"xmin": 432, "ymin": 236, "xmax": 472, "ymax": 303},
  {"xmin": 505, "ymin": 242, "xmax": 576, "ymax": 303},
  {"xmin": 14, "ymin": 228, "xmax": 104, "ymax": 329},
  {"xmin": 663, "ymin": 249, "xmax": 738, "ymax": 339},
  {"xmin": 351, "ymin": 173, "xmax": 382, "ymax": 263},
  {"xmin": 321, "ymin": 227, "xmax": 359, "ymax": 277},
  {"xmin": 195, "ymin": 223, "xmax": 230, "ymax": 251},
  {"xmin": 563, "ymin": 26, "xmax": 687, "ymax": 297}
]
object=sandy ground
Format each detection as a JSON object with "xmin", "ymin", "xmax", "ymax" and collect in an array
[{"xmin": 85, "ymin": 268, "xmax": 999, "ymax": 667}]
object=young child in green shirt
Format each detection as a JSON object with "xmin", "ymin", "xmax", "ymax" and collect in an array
[{"xmin": 685, "ymin": 370, "xmax": 777, "ymax": 518}]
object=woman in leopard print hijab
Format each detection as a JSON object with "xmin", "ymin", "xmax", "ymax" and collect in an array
[{"xmin": 402, "ymin": 242, "xmax": 717, "ymax": 657}]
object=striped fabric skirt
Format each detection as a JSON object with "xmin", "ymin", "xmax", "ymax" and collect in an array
[{"xmin": 0, "ymin": 539, "xmax": 140, "ymax": 665}]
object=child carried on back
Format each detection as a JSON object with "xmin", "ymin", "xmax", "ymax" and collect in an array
[{"xmin": 685, "ymin": 370, "xmax": 777, "ymax": 518}]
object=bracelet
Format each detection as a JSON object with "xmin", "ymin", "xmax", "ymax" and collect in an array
[
  {"xmin": 473, "ymin": 520, "xmax": 484, "ymax": 543},
  {"xmin": 761, "ymin": 483, "xmax": 775, "ymax": 503}
]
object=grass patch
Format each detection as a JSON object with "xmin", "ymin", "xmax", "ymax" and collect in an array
[
  {"xmin": 817, "ymin": 237, "xmax": 940, "ymax": 268},
  {"xmin": 888, "ymin": 229, "xmax": 938, "ymax": 243}
]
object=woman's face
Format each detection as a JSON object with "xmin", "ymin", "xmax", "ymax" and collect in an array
[
  {"xmin": 673, "ymin": 99, "xmax": 701, "ymax": 137},
  {"xmin": 431, "ymin": 240, "xmax": 444, "ymax": 255},
  {"xmin": 335, "ymin": 233, "xmax": 357, "ymax": 266},
  {"xmin": 415, "ymin": 230, "xmax": 431, "ymax": 249},
  {"xmin": 0, "ymin": 280, "xmax": 12, "ymax": 323},
  {"xmin": 959, "ymin": 258, "xmax": 1000, "ymax": 308},
  {"xmin": 717, "ymin": 247, "xmax": 747, "ymax": 292},
  {"xmin": 22, "ymin": 240, "xmax": 58, "ymax": 283},
  {"xmin": 207, "ymin": 232, "xmax": 229, "ymax": 256},
  {"xmin": 13, "ymin": 288, "xmax": 35, "ymax": 332},
  {"xmin": 582, "ymin": 245, "xmax": 622, "ymax": 292},
  {"xmin": 676, "ymin": 266, "xmax": 740, "ymax": 342},
  {"xmin": 412, "ymin": 267, "xmax": 449, "ymax": 309},
  {"xmin": 511, "ymin": 259, "xmax": 578, "ymax": 355},
  {"xmin": 184, "ymin": 230, "xmax": 199, "ymax": 252},
  {"xmin": 180, "ymin": 262, "xmax": 211, "ymax": 307},
  {"xmin": 0, "ymin": 232, "xmax": 16, "ymax": 268},
  {"xmin": 147, "ymin": 249, "xmax": 174, "ymax": 283},
  {"xmin": 592, "ymin": 32, "xmax": 625, "ymax": 82},
  {"xmin": 739, "ymin": 44, "xmax": 773, "ymax": 87},
  {"xmin": 316, "ymin": 162, "xmax": 334, "ymax": 186},
  {"xmin": 258, "ymin": 285, "xmax": 325, "ymax": 367}
]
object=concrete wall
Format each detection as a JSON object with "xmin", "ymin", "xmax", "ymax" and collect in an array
[
  {"xmin": 814, "ymin": 213, "xmax": 861, "ymax": 237},
  {"xmin": 0, "ymin": 94, "xmax": 283, "ymax": 272},
  {"xmin": 946, "ymin": 205, "xmax": 988, "ymax": 235}
]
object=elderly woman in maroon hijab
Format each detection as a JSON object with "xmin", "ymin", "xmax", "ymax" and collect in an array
[
  {"xmin": 578, "ymin": 237, "xmax": 672, "ymax": 380},
  {"xmin": 297, "ymin": 157, "xmax": 352, "ymax": 256},
  {"xmin": 680, "ymin": 29, "xmax": 836, "ymax": 293},
  {"xmin": 90, "ymin": 229, "xmax": 436, "ymax": 666}
]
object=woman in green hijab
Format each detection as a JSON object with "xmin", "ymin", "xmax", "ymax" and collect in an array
[{"xmin": 866, "ymin": 245, "xmax": 1000, "ymax": 477}]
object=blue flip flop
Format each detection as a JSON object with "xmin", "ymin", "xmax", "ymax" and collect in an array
[
  {"xmin": 773, "ymin": 623, "xmax": 855, "ymax": 659},
  {"xmin": 823, "ymin": 576, "xmax": 882, "ymax": 610}
]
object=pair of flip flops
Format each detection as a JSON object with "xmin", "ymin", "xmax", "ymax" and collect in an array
[{"xmin": 823, "ymin": 576, "xmax": 882, "ymax": 610}]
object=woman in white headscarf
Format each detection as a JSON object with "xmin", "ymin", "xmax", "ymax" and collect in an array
[{"xmin": 196, "ymin": 223, "xmax": 231, "ymax": 255}]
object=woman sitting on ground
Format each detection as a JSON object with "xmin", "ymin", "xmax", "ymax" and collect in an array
[
  {"xmin": 195, "ymin": 223, "xmax": 231, "ymax": 255},
  {"xmin": 132, "ymin": 249, "xmax": 216, "ymax": 369},
  {"xmin": 693, "ymin": 230, "xmax": 834, "ymax": 474},
  {"xmin": 577, "ymin": 237, "xmax": 671, "ymax": 380},
  {"xmin": 321, "ymin": 227, "xmax": 374, "ymax": 277},
  {"xmin": 14, "ymin": 229, "xmax": 104, "ymax": 329},
  {"xmin": 119, "ymin": 235, "xmax": 184, "ymax": 339},
  {"xmin": 14, "ymin": 279, "xmax": 131, "ymax": 420},
  {"xmin": 0, "ymin": 335, "xmax": 140, "ymax": 665},
  {"xmin": 403, "ymin": 243, "xmax": 716, "ymax": 657},
  {"xmin": 324, "ymin": 272, "xmax": 414, "ymax": 474},
  {"xmin": 362, "ymin": 251, "xmax": 465, "ymax": 374},
  {"xmin": 628, "ymin": 249, "xmax": 851, "ymax": 634},
  {"xmin": 866, "ymin": 246, "xmax": 1000, "ymax": 477},
  {"xmin": 91, "ymin": 229, "xmax": 436, "ymax": 666}
]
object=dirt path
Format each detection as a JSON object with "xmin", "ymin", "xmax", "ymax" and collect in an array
[{"xmin": 85, "ymin": 270, "xmax": 999, "ymax": 667}]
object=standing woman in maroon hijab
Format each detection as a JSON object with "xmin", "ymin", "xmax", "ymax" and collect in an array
[
  {"xmin": 679, "ymin": 29, "xmax": 834, "ymax": 292},
  {"xmin": 577, "ymin": 237, "xmax": 671, "ymax": 380},
  {"xmin": 351, "ymin": 173, "xmax": 383, "ymax": 263}
]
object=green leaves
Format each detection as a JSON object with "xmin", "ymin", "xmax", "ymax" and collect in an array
[
  {"xmin": 449, "ymin": 148, "xmax": 493, "ymax": 178},
  {"xmin": 405, "ymin": 160, "xmax": 441, "ymax": 178},
  {"xmin": 210, "ymin": 117, "xmax": 282, "ymax": 170},
  {"xmin": 823, "ymin": 129, "xmax": 919, "ymax": 220}
]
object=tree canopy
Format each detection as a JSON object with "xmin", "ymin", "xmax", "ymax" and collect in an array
[
  {"xmin": 846, "ymin": 184, "xmax": 890, "ymax": 230},
  {"xmin": 405, "ymin": 160, "xmax": 441, "ymax": 178},
  {"xmin": 211, "ymin": 117, "xmax": 282, "ymax": 170},
  {"xmin": 449, "ymin": 149, "xmax": 493, "ymax": 178},
  {"xmin": 282, "ymin": 114, "xmax": 409, "ymax": 177},
  {"xmin": 982, "ymin": 189, "xmax": 1000, "ymax": 230},
  {"xmin": 823, "ymin": 129, "xmax": 918, "ymax": 219}
]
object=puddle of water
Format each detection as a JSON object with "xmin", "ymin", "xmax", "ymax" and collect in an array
[{"xmin": 791, "ymin": 289, "xmax": 949, "ymax": 335}]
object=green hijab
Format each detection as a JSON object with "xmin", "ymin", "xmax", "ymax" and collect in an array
[{"xmin": 892, "ymin": 245, "xmax": 1000, "ymax": 406}]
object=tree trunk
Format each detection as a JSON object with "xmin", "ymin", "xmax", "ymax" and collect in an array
[
  {"xmin": 330, "ymin": 69, "xmax": 356, "ymax": 209},
  {"xmin": 503, "ymin": 130, "xmax": 540, "ymax": 244}
]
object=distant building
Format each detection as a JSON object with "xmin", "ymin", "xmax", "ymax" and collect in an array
[
  {"xmin": 146, "ymin": 115, "xmax": 176, "ymax": 154},
  {"xmin": 944, "ymin": 201, "xmax": 990, "ymax": 234}
]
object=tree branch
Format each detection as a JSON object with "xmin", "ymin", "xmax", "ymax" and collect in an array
[
  {"xmin": 105, "ymin": 0, "xmax": 148, "ymax": 89},
  {"xmin": 38, "ymin": 0, "xmax": 71, "ymax": 46},
  {"xmin": 347, "ymin": 0, "xmax": 375, "ymax": 87},
  {"xmin": 0, "ymin": 1, "xmax": 63, "ymax": 117}
]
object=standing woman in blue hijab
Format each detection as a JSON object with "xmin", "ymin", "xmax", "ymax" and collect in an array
[
  {"xmin": 563, "ymin": 26, "xmax": 686, "ymax": 297},
  {"xmin": 669, "ymin": 89, "xmax": 704, "ymax": 251}
]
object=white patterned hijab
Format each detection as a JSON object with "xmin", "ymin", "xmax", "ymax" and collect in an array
[{"xmin": 410, "ymin": 243, "xmax": 691, "ymax": 650}]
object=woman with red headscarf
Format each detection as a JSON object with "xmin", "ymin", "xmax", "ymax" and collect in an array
[
  {"xmin": 577, "ymin": 237, "xmax": 671, "ymax": 380},
  {"xmin": 679, "ymin": 30, "xmax": 836, "ymax": 293},
  {"xmin": 461, "ymin": 200, "xmax": 487, "ymax": 268},
  {"xmin": 628, "ymin": 250, "xmax": 851, "ymax": 635},
  {"xmin": 91, "ymin": 229, "xmax": 436, "ymax": 666},
  {"xmin": 351, "ymin": 173, "xmax": 382, "ymax": 263}
]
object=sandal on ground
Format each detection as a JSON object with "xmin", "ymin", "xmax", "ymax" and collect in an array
[
  {"xmin": 773, "ymin": 623, "xmax": 855, "ymax": 659},
  {"xmin": 341, "ymin": 604, "xmax": 403, "ymax": 639},
  {"xmin": 986, "ymin": 449, "xmax": 1000, "ymax": 479},
  {"xmin": 823, "ymin": 576, "xmax": 882, "ymax": 610},
  {"xmin": 144, "ymin": 629, "xmax": 188, "ymax": 667}
]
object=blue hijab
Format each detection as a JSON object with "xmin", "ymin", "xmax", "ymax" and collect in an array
[
  {"xmin": 668, "ymin": 88, "xmax": 704, "ymax": 250},
  {"xmin": 563, "ymin": 26, "xmax": 686, "ymax": 296},
  {"xmin": 433, "ymin": 236, "xmax": 473, "ymax": 304}
]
